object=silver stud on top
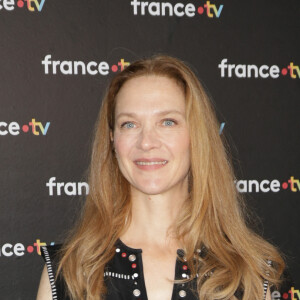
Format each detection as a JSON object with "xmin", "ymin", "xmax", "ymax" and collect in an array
[
  {"xmin": 133, "ymin": 289, "xmax": 141, "ymax": 297},
  {"xmin": 115, "ymin": 248, "xmax": 120, "ymax": 253},
  {"xmin": 129, "ymin": 254, "xmax": 136, "ymax": 262},
  {"xmin": 133, "ymin": 273, "xmax": 139, "ymax": 278},
  {"xmin": 179, "ymin": 290, "xmax": 187, "ymax": 297},
  {"xmin": 182, "ymin": 273, "xmax": 187, "ymax": 278}
]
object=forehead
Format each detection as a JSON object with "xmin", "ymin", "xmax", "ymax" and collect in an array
[{"xmin": 115, "ymin": 75, "xmax": 185, "ymax": 115}]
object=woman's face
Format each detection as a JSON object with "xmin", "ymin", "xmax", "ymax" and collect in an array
[{"xmin": 112, "ymin": 75, "xmax": 190, "ymax": 196}]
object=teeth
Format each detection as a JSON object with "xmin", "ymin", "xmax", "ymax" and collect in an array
[{"xmin": 136, "ymin": 160, "xmax": 167, "ymax": 165}]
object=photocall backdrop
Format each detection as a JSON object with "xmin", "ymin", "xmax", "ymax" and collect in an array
[{"xmin": 0, "ymin": 0, "xmax": 299, "ymax": 299}]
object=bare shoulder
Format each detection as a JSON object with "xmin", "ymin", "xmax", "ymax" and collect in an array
[{"xmin": 36, "ymin": 264, "xmax": 52, "ymax": 300}]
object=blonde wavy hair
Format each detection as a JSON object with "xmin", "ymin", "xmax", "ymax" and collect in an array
[{"xmin": 56, "ymin": 54, "xmax": 285, "ymax": 300}]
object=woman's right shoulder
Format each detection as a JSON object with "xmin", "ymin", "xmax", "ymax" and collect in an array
[{"xmin": 38, "ymin": 244, "xmax": 70, "ymax": 300}]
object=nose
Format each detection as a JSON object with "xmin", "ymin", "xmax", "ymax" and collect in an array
[{"xmin": 137, "ymin": 125, "xmax": 161, "ymax": 151}]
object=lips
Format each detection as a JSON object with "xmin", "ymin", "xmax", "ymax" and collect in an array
[{"xmin": 134, "ymin": 158, "xmax": 168, "ymax": 167}]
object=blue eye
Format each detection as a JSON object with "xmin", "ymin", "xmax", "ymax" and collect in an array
[
  {"xmin": 121, "ymin": 122, "xmax": 135, "ymax": 129},
  {"xmin": 163, "ymin": 119, "xmax": 176, "ymax": 126}
]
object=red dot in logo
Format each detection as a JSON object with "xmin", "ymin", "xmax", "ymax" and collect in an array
[
  {"xmin": 281, "ymin": 68, "xmax": 288, "ymax": 75},
  {"xmin": 22, "ymin": 125, "xmax": 29, "ymax": 132},
  {"xmin": 282, "ymin": 182, "xmax": 288, "ymax": 189},
  {"xmin": 17, "ymin": 0, "xmax": 24, "ymax": 8},
  {"xmin": 111, "ymin": 65, "xmax": 118, "ymax": 72},
  {"xmin": 283, "ymin": 293, "xmax": 288, "ymax": 299},
  {"xmin": 198, "ymin": 6, "xmax": 204, "ymax": 14},
  {"xmin": 27, "ymin": 246, "xmax": 34, "ymax": 253}
]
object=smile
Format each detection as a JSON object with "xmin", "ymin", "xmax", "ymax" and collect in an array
[{"xmin": 135, "ymin": 160, "xmax": 168, "ymax": 165}]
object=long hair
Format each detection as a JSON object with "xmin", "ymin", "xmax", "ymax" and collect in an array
[{"xmin": 56, "ymin": 54, "xmax": 285, "ymax": 300}]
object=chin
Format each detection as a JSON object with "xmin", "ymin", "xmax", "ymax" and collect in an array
[{"xmin": 133, "ymin": 183, "xmax": 167, "ymax": 196}]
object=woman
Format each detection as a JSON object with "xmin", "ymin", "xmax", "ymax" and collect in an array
[{"xmin": 37, "ymin": 55, "xmax": 286, "ymax": 300}]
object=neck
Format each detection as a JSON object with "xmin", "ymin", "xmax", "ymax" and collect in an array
[{"xmin": 120, "ymin": 179, "xmax": 189, "ymax": 250}]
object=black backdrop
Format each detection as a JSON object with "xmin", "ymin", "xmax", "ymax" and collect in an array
[{"xmin": 0, "ymin": 1, "xmax": 299, "ymax": 299}]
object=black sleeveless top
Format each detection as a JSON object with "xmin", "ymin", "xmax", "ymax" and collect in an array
[{"xmin": 40, "ymin": 240, "xmax": 282, "ymax": 300}]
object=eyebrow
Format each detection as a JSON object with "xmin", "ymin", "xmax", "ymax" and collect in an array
[{"xmin": 116, "ymin": 110, "xmax": 184, "ymax": 120}]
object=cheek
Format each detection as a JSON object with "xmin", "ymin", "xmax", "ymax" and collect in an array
[
  {"xmin": 167, "ymin": 130, "xmax": 190, "ymax": 154},
  {"xmin": 114, "ymin": 134, "xmax": 134, "ymax": 156}
]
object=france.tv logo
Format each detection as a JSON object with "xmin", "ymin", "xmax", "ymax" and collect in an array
[
  {"xmin": 42, "ymin": 54, "xmax": 131, "ymax": 76},
  {"xmin": 218, "ymin": 59, "xmax": 300, "ymax": 79},
  {"xmin": 130, "ymin": 0, "xmax": 224, "ymax": 18},
  {"xmin": 0, "ymin": 0, "xmax": 46, "ymax": 12},
  {"xmin": 0, "ymin": 119, "xmax": 50, "ymax": 136}
]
